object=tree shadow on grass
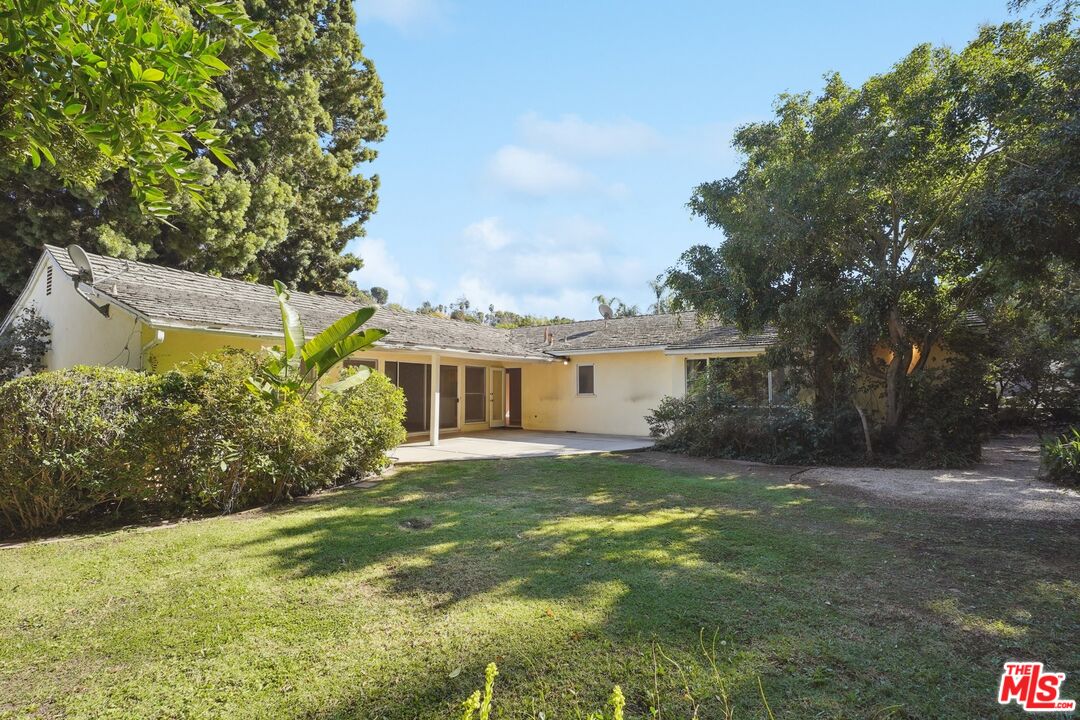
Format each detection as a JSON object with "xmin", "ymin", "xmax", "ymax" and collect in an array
[{"xmin": 221, "ymin": 455, "xmax": 1079, "ymax": 719}]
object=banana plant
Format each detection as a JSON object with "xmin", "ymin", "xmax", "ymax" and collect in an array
[{"xmin": 245, "ymin": 281, "xmax": 388, "ymax": 405}]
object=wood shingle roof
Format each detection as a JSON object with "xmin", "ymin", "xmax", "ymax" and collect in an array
[{"xmin": 44, "ymin": 245, "xmax": 776, "ymax": 358}]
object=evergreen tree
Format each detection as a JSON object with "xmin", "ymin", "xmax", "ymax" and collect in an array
[{"xmin": 0, "ymin": 0, "xmax": 385, "ymax": 312}]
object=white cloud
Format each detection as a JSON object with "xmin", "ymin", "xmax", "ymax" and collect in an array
[
  {"xmin": 356, "ymin": 0, "xmax": 446, "ymax": 31},
  {"xmin": 463, "ymin": 216, "xmax": 514, "ymax": 250},
  {"xmin": 347, "ymin": 238, "xmax": 428, "ymax": 306},
  {"xmin": 446, "ymin": 216, "xmax": 650, "ymax": 320},
  {"xmin": 488, "ymin": 145, "xmax": 592, "ymax": 196},
  {"xmin": 518, "ymin": 113, "xmax": 662, "ymax": 158}
]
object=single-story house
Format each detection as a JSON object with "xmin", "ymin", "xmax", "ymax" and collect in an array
[{"xmin": 2, "ymin": 245, "xmax": 779, "ymax": 441}]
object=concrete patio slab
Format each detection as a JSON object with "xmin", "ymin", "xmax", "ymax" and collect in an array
[{"xmin": 390, "ymin": 429, "xmax": 653, "ymax": 464}]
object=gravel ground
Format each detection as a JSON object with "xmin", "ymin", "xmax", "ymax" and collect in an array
[
  {"xmin": 799, "ymin": 433, "xmax": 1080, "ymax": 521},
  {"xmin": 621, "ymin": 433, "xmax": 1080, "ymax": 522}
]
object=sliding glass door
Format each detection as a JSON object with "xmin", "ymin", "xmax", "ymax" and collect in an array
[
  {"xmin": 464, "ymin": 366, "xmax": 486, "ymax": 423},
  {"xmin": 385, "ymin": 361, "xmax": 460, "ymax": 433},
  {"xmin": 385, "ymin": 361, "xmax": 429, "ymax": 433},
  {"xmin": 439, "ymin": 364, "xmax": 458, "ymax": 429}
]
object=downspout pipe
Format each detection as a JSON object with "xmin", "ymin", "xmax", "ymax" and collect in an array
[{"xmin": 140, "ymin": 328, "xmax": 165, "ymax": 370}]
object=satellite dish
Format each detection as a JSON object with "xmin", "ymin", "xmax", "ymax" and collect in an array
[
  {"xmin": 67, "ymin": 244, "xmax": 95, "ymax": 284},
  {"xmin": 598, "ymin": 303, "xmax": 613, "ymax": 320}
]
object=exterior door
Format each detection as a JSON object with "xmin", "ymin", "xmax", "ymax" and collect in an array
[
  {"xmin": 439, "ymin": 364, "xmax": 458, "ymax": 429},
  {"xmin": 489, "ymin": 368, "xmax": 505, "ymax": 428},
  {"xmin": 506, "ymin": 368, "xmax": 522, "ymax": 427},
  {"xmin": 386, "ymin": 361, "xmax": 430, "ymax": 433}
]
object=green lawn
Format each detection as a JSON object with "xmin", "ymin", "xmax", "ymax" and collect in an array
[{"xmin": 1, "ymin": 455, "xmax": 1077, "ymax": 719}]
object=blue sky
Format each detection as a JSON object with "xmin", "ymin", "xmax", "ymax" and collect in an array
[{"xmin": 347, "ymin": 0, "xmax": 1017, "ymax": 320}]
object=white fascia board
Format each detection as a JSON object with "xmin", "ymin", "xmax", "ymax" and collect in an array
[
  {"xmin": 74, "ymin": 283, "xmax": 150, "ymax": 324},
  {"xmin": 0, "ymin": 253, "xmax": 49, "ymax": 333},
  {"xmin": 547, "ymin": 345, "xmax": 665, "ymax": 357},
  {"xmin": 374, "ymin": 342, "xmax": 553, "ymax": 363},
  {"xmin": 664, "ymin": 346, "xmax": 769, "ymax": 356},
  {"xmin": 143, "ymin": 319, "xmax": 283, "ymax": 339}
]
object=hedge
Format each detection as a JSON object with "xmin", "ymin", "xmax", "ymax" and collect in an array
[{"xmin": 0, "ymin": 350, "xmax": 406, "ymax": 536}]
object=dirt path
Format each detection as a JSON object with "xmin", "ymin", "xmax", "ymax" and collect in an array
[{"xmin": 620, "ymin": 433, "xmax": 1080, "ymax": 522}]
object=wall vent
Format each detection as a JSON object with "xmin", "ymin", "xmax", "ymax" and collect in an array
[{"xmin": 46, "ymin": 265, "xmax": 53, "ymax": 296}]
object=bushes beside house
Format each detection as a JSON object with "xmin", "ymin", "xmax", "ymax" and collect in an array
[
  {"xmin": 647, "ymin": 386, "xmax": 864, "ymax": 466},
  {"xmin": 0, "ymin": 366, "xmax": 158, "ymax": 533},
  {"xmin": 647, "ymin": 356, "xmax": 988, "ymax": 468},
  {"xmin": 0, "ymin": 350, "xmax": 405, "ymax": 536}
]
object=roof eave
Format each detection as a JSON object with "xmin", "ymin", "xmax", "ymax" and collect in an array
[
  {"xmin": 664, "ymin": 344, "xmax": 773, "ymax": 355},
  {"xmin": 546, "ymin": 345, "xmax": 667, "ymax": 356}
]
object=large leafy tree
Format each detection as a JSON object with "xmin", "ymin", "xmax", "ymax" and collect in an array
[
  {"xmin": 667, "ymin": 15, "xmax": 1077, "ymax": 439},
  {"xmin": 0, "ymin": 0, "xmax": 385, "ymax": 312},
  {"xmin": 958, "ymin": 15, "xmax": 1079, "ymax": 273},
  {"xmin": 0, "ymin": 0, "xmax": 276, "ymax": 216}
]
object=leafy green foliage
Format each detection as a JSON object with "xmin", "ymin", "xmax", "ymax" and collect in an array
[
  {"xmin": 245, "ymin": 280, "xmax": 387, "ymax": 405},
  {"xmin": 668, "ymin": 16, "xmax": 1077, "ymax": 451},
  {"xmin": 150, "ymin": 349, "xmax": 320, "ymax": 513},
  {"xmin": 958, "ymin": 15, "xmax": 1080, "ymax": 274},
  {"xmin": 0, "ymin": 366, "xmax": 158, "ymax": 533},
  {"xmin": 647, "ymin": 385, "xmax": 863, "ymax": 467},
  {"xmin": 370, "ymin": 286, "xmax": 389, "ymax": 305},
  {"xmin": 592, "ymin": 294, "xmax": 641, "ymax": 317},
  {"xmin": 0, "ymin": 0, "xmax": 277, "ymax": 219},
  {"xmin": 0, "ymin": 307, "xmax": 50, "ymax": 381},
  {"xmin": 893, "ymin": 351, "xmax": 993, "ymax": 467},
  {"xmin": 985, "ymin": 263, "xmax": 1080, "ymax": 425},
  {"xmin": 0, "ymin": 350, "xmax": 405, "ymax": 535},
  {"xmin": 648, "ymin": 354, "xmax": 986, "ymax": 467},
  {"xmin": 320, "ymin": 371, "xmax": 407, "ymax": 480},
  {"xmin": 0, "ymin": 0, "xmax": 386, "ymax": 312},
  {"xmin": 1041, "ymin": 427, "xmax": 1080, "ymax": 484}
]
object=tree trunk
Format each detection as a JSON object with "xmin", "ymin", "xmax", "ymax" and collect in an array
[
  {"xmin": 883, "ymin": 309, "xmax": 912, "ymax": 438},
  {"xmin": 811, "ymin": 334, "xmax": 840, "ymax": 412}
]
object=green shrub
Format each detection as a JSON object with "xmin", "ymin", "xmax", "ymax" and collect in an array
[
  {"xmin": 0, "ymin": 366, "xmax": 158, "ymax": 534},
  {"xmin": 0, "ymin": 350, "xmax": 406, "ymax": 536},
  {"xmin": 647, "ymin": 369, "xmax": 862, "ymax": 466},
  {"xmin": 0, "ymin": 307, "xmax": 51, "ymax": 382},
  {"xmin": 1041, "ymin": 428, "xmax": 1080, "ymax": 485},
  {"xmin": 151, "ymin": 349, "xmax": 330, "ymax": 513},
  {"xmin": 319, "ymin": 370, "xmax": 407, "ymax": 481},
  {"xmin": 892, "ymin": 358, "xmax": 990, "ymax": 467},
  {"xmin": 649, "ymin": 355, "xmax": 988, "ymax": 468}
]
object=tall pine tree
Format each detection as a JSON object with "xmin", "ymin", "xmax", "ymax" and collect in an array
[{"xmin": 0, "ymin": 0, "xmax": 385, "ymax": 312}]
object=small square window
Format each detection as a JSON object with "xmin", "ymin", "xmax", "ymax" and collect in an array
[
  {"xmin": 344, "ymin": 357, "xmax": 377, "ymax": 370},
  {"xmin": 577, "ymin": 364, "xmax": 595, "ymax": 395}
]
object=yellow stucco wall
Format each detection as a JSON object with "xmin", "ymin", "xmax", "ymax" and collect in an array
[
  {"xmin": 520, "ymin": 350, "xmax": 685, "ymax": 436},
  {"xmin": 143, "ymin": 326, "xmax": 270, "ymax": 372},
  {"xmin": 141, "ymin": 327, "xmax": 695, "ymax": 437},
  {"xmin": 144, "ymin": 328, "xmax": 538, "ymax": 436}
]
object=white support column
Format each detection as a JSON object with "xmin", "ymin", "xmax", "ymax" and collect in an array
[
  {"xmin": 767, "ymin": 369, "xmax": 774, "ymax": 405},
  {"xmin": 430, "ymin": 354, "xmax": 441, "ymax": 446}
]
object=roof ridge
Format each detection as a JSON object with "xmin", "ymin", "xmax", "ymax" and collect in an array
[{"xmin": 43, "ymin": 244, "xmax": 378, "ymax": 307}]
